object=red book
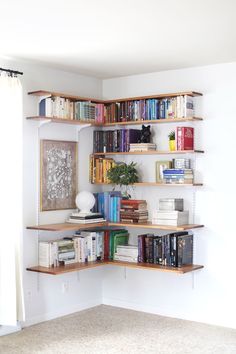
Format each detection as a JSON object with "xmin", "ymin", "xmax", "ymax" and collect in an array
[
  {"xmin": 121, "ymin": 199, "xmax": 147, "ymax": 205},
  {"xmin": 176, "ymin": 127, "xmax": 194, "ymax": 150},
  {"xmin": 104, "ymin": 230, "xmax": 110, "ymax": 260}
]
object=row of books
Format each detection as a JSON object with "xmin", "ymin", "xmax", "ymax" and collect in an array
[
  {"xmin": 104, "ymin": 95, "xmax": 194, "ymax": 123},
  {"xmin": 38, "ymin": 229, "xmax": 129, "ymax": 267},
  {"xmin": 138, "ymin": 232, "xmax": 193, "ymax": 267},
  {"xmin": 39, "ymin": 95, "xmax": 194, "ymax": 123},
  {"xmin": 120, "ymin": 199, "xmax": 148, "ymax": 224},
  {"xmin": 89, "ymin": 155, "xmax": 116, "ymax": 184},
  {"xmin": 93, "ymin": 129, "xmax": 141, "ymax": 153},
  {"xmin": 93, "ymin": 192, "xmax": 122, "ymax": 222},
  {"xmin": 39, "ymin": 97, "xmax": 104, "ymax": 121},
  {"xmin": 162, "ymin": 169, "xmax": 194, "ymax": 184}
]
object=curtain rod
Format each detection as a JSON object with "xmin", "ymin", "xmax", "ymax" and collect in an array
[{"xmin": 0, "ymin": 67, "xmax": 23, "ymax": 76}]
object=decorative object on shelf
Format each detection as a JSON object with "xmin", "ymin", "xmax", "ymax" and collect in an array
[
  {"xmin": 40, "ymin": 140, "xmax": 77, "ymax": 211},
  {"xmin": 107, "ymin": 162, "xmax": 139, "ymax": 198},
  {"xmin": 138, "ymin": 125, "xmax": 151, "ymax": 143},
  {"xmin": 75, "ymin": 191, "xmax": 95, "ymax": 215},
  {"xmin": 67, "ymin": 191, "xmax": 106, "ymax": 224},
  {"xmin": 156, "ymin": 160, "xmax": 172, "ymax": 182},
  {"xmin": 168, "ymin": 131, "xmax": 175, "ymax": 151}
]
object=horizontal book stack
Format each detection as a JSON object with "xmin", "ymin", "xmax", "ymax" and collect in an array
[
  {"xmin": 93, "ymin": 129, "xmax": 141, "ymax": 153},
  {"xmin": 152, "ymin": 198, "xmax": 189, "ymax": 226},
  {"xmin": 67, "ymin": 212, "xmax": 105, "ymax": 224},
  {"xmin": 120, "ymin": 199, "xmax": 148, "ymax": 223},
  {"xmin": 162, "ymin": 169, "xmax": 194, "ymax": 184},
  {"xmin": 114, "ymin": 245, "xmax": 138, "ymax": 263},
  {"xmin": 176, "ymin": 127, "xmax": 194, "ymax": 150},
  {"xmin": 89, "ymin": 155, "xmax": 116, "ymax": 184},
  {"xmin": 103, "ymin": 95, "xmax": 194, "ymax": 123},
  {"xmin": 152, "ymin": 210, "xmax": 189, "ymax": 226},
  {"xmin": 138, "ymin": 232, "xmax": 193, "ymax": 267},
  {"xmin": 129, "ymin": 143, "xmax": 156, "ymax": 152},
  {"xmin": 93, "ymin": 192, "xmax": 122, "ymax": 222}
]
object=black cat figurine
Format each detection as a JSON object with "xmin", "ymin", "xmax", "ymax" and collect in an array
[{"xmin": 138, "ymin": 125, "xmax": 151, "ymax": 143}]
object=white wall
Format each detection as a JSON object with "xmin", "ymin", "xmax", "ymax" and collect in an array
[
  {"xmin": 102, "ymin": 62, "xmax": 236, "ymax": 329},
  {"xmin": 0, "ymin": 57, "xmax": 104, "ymax": 326},
  {"xmin": 1, "ymin": 58, "xmax": 235, "ymax": 330}
]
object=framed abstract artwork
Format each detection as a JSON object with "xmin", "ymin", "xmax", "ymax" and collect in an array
[{"xmin": 40, "ymin": 140, "xmax": 77, "ymax": 211}]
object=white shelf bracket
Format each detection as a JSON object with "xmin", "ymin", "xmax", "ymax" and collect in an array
[{"xmin": 124, "ymin": 266, "xmax": 127, "ymax": 280}]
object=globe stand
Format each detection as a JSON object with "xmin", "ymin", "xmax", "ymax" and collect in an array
[{"xmin": 75, "ymin": 191, "xmax": 96, "ymax": 216}]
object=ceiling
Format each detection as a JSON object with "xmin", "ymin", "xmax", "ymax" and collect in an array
[{"xmin": 1, "ymin": 0, "xmax": 236, "ymax": 78}]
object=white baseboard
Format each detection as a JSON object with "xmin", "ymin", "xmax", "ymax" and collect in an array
[
  {"xmin": 0, "ymin": 324, "xmax": 21, "ymax": 337},
  {"xmin": 23, "ymin": 299, "xmax": 102, "ymax": 327},
  {"xmin": 102, "ymin": 297, "xmax": 236, "ymax": 329}
]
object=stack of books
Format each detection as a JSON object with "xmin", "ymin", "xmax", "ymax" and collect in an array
[
  {"xmin": 67, "ymin": 212, "xmax": 105, "ymax": 224},
  {"xmin": 129, "ymin": 143, "xmax": 156, "ymax": 152},
  {"xmin": 114, "ymin": 245, "xmax": 138, "ymax": 263},
  {"xmin": 89, "ymin": 155, "xmax": 116, "ymax": 184},
  {"xmin": 138, "ymin": 232, "xmax": 193, "ymax": 267},
  {"xmin": 152, "ymin": 198, "xmax": 189, "ymax": 226},
  {"xmin": 93, "ymin": 192, "xmax": 122, "ymax": 222},
  {"xmin": 120, "ymin": 199, "xmax": 148, "ymax": 223},
  {"xmin": 162, "ymin": 168, "xmax": 194, "ymax": 184},
  {"xmin": 152, "ymin": 210, "xmax": 189, "ymax": 226}
]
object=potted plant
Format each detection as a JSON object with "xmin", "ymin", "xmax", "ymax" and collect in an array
[
  {"xmin": 107, "ymin": 162, "xmax": 139, "ymax": 199},
  {"xmin": 168, "ymin": 131, "xmax": 175, "ymax": 151}
]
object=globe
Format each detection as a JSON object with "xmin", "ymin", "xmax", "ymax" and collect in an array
[{"xmin": 75, "ymin": 191, "xmax": 95, "ymax": 215}]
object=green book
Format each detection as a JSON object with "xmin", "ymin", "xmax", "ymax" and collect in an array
[{"xmin": 109, "ymin": 230, "xmax": 128, "ymax": 259}]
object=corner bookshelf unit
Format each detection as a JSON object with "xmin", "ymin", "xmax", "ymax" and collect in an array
[{"xmin": 27, "ymin": 89, "xmax": 204, "ymax": 276}]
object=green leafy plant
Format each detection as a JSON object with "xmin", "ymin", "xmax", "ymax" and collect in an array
[
  {"xmin": 107, "ymin": 162, "xmax": 139, "ymax": 198},
  {"xmin": 168, "ymin": 131, "xmax": 175, "ymax": 140},
  {"xmin": 107, "ymin": 162, "xmax": 139, "ymax": 186}
]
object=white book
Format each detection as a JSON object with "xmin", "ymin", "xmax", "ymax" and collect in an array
[
  {"xmin": 152, "ymin": 218, "xmax": 188, "ymax": 226},
  {"xmin": 114, "ymin": 254, "xmax": 138, "ymax": 263},
  {"xmin": 39, "ymin": 242, "xmax": 51, "ymax": 268},
  {"xmin": 153, "ymin": 210, "xmax": 189, "ymax": 220},
  {"xmin": 67, "ymin": 218, "xmax": 105, "ymax": 224}
]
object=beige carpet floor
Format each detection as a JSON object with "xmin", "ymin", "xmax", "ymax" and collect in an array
[{"xmin": 0, "ymin": 305, "xmax": 236, "ymax": 354}]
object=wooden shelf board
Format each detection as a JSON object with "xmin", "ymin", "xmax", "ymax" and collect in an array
[
  {"xmin": 26, "ymin": 260, "xmax": 203, "ymax": 275},
  {"xmin": 103, "ymin": 91, "xmax": 202, "ymax": 103},
  {"xmin": 94, "ymin": 182, "xmax": 203, "ymax": 187},
  {"xmin": 28, "ymin": 90, "xmax": 104, "ymax": 103},
  {"xmin": 26, "ymin": 221, "xmax": 203, "ymax": 232},
  {"xmin": 93, "ymin": 150, "xmax": 204, "ymax": 156},
  {"xmin": 26, "ymin": 116, "xmax": 103, "ymax": 126},
  {"xmin": 26, "ymin": 222, "xmax": 108, "ymax": 232},
  {"xmin": 103, "ymin": 117, "xmax": 203, "ymax": 126},
  {"xmin": 107, "ymin": 261, "xmax": 204, "ymax": 274},
  {"xmin": 28, "ymin": 90, "xmax": 202, "ymax": 104},
  {"xmin": 26, "ymin": 261, "xmax": 106, "ymax": 275},
  {"xmin": 108, "ymin": 222, "xmax": 204, "ymax": 231}
]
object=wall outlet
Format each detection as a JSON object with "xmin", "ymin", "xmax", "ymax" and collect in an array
[{"xmin": 62, "ymin": 281, "xmax": 69, "ymax": 293}]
